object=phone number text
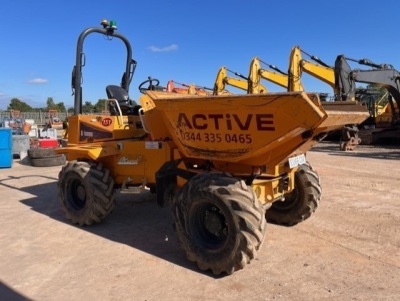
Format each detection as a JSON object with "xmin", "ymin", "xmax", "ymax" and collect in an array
[{"xmin": 180, "ymin": 132, "xmax": 253, "ymax": 144}]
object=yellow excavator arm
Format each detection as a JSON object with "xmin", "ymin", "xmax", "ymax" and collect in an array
[
  {"xmin": 213, "ymin": 65, "xmax": 268, "ymax": 95},
  {"xmin": 246, "ymin": 57, "xmax": 268, "ymax": 94},
  {"xmin": 300, "ymin": 59, "xmax": 335, "ymax": 90},
  {"xmin": 251, "ymin": 57, "xmax": 289, "ymax": 89},
  {"xmin": 288, "ymin": 45, "xmax": 336, "ymax": 94},
  {"xmin": 213, "ymin": 66, "xmax": 247, "ymax": 95},
  {"xmin": 288, "ymin": 46, "xmax": 305, "ymax": 92}
]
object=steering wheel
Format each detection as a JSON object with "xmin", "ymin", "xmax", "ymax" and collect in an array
[{"xmin": 138, "ymin": 77, "xmax": 160, "ymax": 94}]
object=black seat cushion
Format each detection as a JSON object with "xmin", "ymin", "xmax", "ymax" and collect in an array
[
  {"xmin": 106, "ymin": 85, "xmax": 139, "ymax": 115},
  {"xmin": 106, "ymin": 85, "xmax": 130, "ymax": 103}
]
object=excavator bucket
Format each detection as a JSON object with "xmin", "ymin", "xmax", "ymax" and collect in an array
[
  {"xmin": 140, "ymin": 91, "xmax": 369, "ymax": 167},
  {"xmin": 321, "ymin": 101, "xmax": 366, "ymax": 151}
]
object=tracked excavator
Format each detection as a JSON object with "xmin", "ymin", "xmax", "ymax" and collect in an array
[
  {"xmin": 213, "ymin": 65, "xmax": 268, "ymax": 95},
  {"xmin": 335, "ymin": 55, "xmax": 400, "ymax": 144},
  {"xmin": 55, "ymin": 20, "xmax": 369, "ymax": 276}
]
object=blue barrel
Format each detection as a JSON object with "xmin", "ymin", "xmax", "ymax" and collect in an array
[{"xmin": 0, "ymin": 128, "xmax": 12, "ymax": 168}]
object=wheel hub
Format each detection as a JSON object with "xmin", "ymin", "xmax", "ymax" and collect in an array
[
  {"xmin": 204, "ymin": 206, "xmax": 226, "ymax": 237},
  {"xmin": 76, "ymin": 185, "xmax": 86, "ymax": 201},
  {"xmin": 67, "ymin": 178, "xmax": 87, "ymax": 210}
]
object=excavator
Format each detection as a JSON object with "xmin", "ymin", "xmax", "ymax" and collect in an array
[
  {"xmin": 335, "ymin": 55, "xmax": 400, "ymax": 144},
  {"xmin": 286, "ymin": 46, "xmax": 364, "ymax": 150},
  {"xmin": 213, "ymin": 65, "xmax": 268, "ymax": 95},
  {"xmin": 288, "ymin": 46, "xmax": 400, "ymax": 145}
]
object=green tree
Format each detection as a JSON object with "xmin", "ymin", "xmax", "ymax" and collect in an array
[
  {"xmin": 94, "ymin": 99, "xmax": 107, "ymax": 113},
  {"xmin": 46, "ymin": 97, "xmax": 58, "ymax": 110},
  {"xmin": 82, "ymin": 101, "xmax": 94, "ymax": 113},
  {"xmin": 56, "ymin": 102, "xmax": 66, "ymax": 113},
  {"xmin": 45, "ymin": 97, "xmax": 67, "ymax": 113},
  {"xmin": 7, "ymin": 98, "xmax": 33, "ymax": 111}
]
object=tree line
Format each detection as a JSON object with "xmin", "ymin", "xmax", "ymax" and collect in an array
[{"xmin": 5, "ymin": 97, "xmax": 108, "ymax": 113}]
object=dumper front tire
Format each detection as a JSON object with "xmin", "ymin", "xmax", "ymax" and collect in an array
[
  {"xmin": 57, "ymin": 160, "xmax": 116, "ymax": 226},
  {"xmin": 266, "ymin": 162, "xmax": 321, "ymax": 226},
  {"xmin": 173, "ymin": 173, "xmax": 267, "ymax": 275}
]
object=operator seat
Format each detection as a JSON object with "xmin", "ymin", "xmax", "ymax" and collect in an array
[{"xmin": 106, "ymin": 85, "xmax": 141, "ymax": 115}]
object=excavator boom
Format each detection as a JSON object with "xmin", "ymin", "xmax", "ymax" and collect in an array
[
  {"xmin": 259, "ymin": 69, "xmax": 288, "ymax": 89},
  {"xmin": 300, "ymin": 60, "xmax": 335, "ymax": 90},
  {"xmin": 246, "ymin": 57, "xmax": 268, "ymax": 94},
  {"xmin": 213, "ymin": 66, "xmax": 247, "ymax": 95},
  {"xmin": 351, "ymin": 69, "xmax": 400, "ymax": 107},
  {"xmin": 288, "ymin": 46, "xmax": 305, "ymax": 92},
  {"xmin": 288, "ymin": 46, "xmax": 336, "ymax": 94},
  {"xmin": 213, "ymin": 65, "xmax": 268, "ymax": 95},
  {"xmin": 251, "ymin": 57, "xmax": 288, "ymax": 89},
  {"xmin": 335, "ymin": 54, "xmax": 400, "ymax": 109}
]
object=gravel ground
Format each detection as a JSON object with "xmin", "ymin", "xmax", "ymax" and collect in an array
[{"xmin": 0, "ymin": 140, "xmax": 399, "ymax": 301}]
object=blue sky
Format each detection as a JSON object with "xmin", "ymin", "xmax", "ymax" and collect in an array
[{"xmin": 1, "ymin": 0, "xmax": 399, "ymax": 110}]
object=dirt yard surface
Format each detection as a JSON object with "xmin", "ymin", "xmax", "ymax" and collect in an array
[{"xmin": 0, "ymin": 142, "xmax": 399, "ymax": 301}]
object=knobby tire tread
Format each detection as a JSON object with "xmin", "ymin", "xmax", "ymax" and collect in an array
[
  {"xmin": 57, "ymin": 160, "xmax": 116, "ymax": 226},
  {"xmin": 173, "ymin": 173, "xmax": 267, "ymax": 275},
  {"xmin": 266, "ymin": 162, "xmax": 321, "ymax": 226}
]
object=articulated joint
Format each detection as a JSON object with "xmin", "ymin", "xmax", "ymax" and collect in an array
[{"xmin": 155, "ymin": 159, "xmax": 196, "ymax": 207}]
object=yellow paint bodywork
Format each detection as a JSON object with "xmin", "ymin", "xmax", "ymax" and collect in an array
[
  {"xmin": 137, "ymin": 91, "xmax": 369, "ymax": 205},
  {"xmin": 140, "ymin": 91, "xmax": 368, "ymax": 170},
  {"xmin": 57, "ymin": 90, "xmax": 368, "ymax": 206},
  {"xmin": 57, "ymin": 139, "xmax": 175, "ymax": 186},
  {"xmin": 66, "ymin": 114, "xmax": 146, "ymax": 145}
]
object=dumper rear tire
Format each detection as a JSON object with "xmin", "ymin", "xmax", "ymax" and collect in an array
[
  {"xmin": 173, "ymin": 173, "xmax": 267, "ymax": 275},
  {"xmin": 266, "ymin": 162, "xmax": 321, "ymax": 226},
  {"xmin": 57, "ymin": 160, "xmax": 116, "ymax": 226}
]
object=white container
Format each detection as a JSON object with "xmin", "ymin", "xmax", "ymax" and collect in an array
[{"xmin": 39, "ymin": 128, "xmax": 58, "ymax": 138}]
